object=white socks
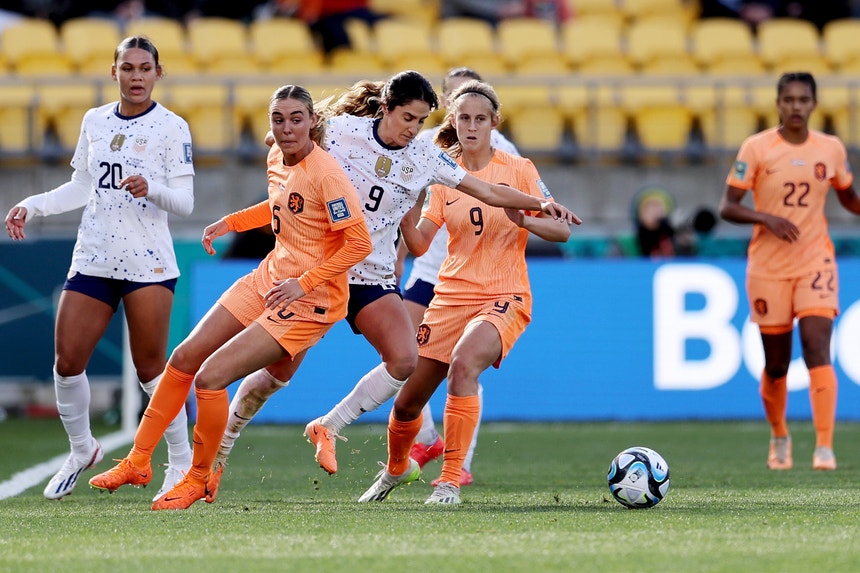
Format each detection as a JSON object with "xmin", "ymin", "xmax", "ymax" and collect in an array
[
  {"xmin": 321, "ymin": 363, "xmax": 405, "ymax": 433},
  {"xmin": 140, "ymin": 375, "xmax": 192, "ymax": 469},
  {"xmin": 53, "ymin": 368, "xmax": 92, "ymax": 456},
  {"xmin": 218, "ymin": 368, "xmax": 289, "ymax": 462}
]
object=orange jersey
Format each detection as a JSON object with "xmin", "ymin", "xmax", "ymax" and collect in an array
[
  {"xmin": 726, "ymin": 127, "xmax": 853, "ymax": 279},
  {"xmin": 424, "ymin": 150, "xmax": 552, "ymax": 309},
  {"xmin": 223, "ymin": 143, "xmax": 370, "ymax": 322}
]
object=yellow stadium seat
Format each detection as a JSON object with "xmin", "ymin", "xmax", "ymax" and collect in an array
[
  {"xmin": 436, "ymin": 18, "xmax": 497, "ymax": 68},
  {"xmin": 496, "ymin": 18, "xmax": 560, "ymax": 69},
  {"xmin": 513, "ymin": 53, "xmax": 572, "ymax": 77},
  {"xmin": 369, "ymin": 0, "xmax": 438, "ymax": 25},
  {"xmin": 756, "ymin": 18, "xmax": 821, "ymax": 71},
  {"xmin": 503, "ymin": 106, "xmax": 566, "ymax": 153},
  {"xmin": 691, "ymin": 18, "xmax": 757, "ymax": 68},
  {"xmin": 59, "ymin": 17, "xmax": 122, "ymax": 74},
  {"xmin": 560, "ymin": 16, "xmax": 625, "ymax": 69},
  {"xmin": 632, "ymin": 107, "xmax": 694, "ymax": 152},
  {"xmin": 186, "ymin": 17, "xmax": 249, "ymax": 72},
  {"xmin": 249, "ymin": 18, "xmax": 324, "ymax": 73},
  {"xmin": 619, "ymin": 0, "xmax": 689, "ymax": 23},
  {"xmin": 575, "ymin": 0, "xmax": 622, "ymax": 20},
  {"xmin": 699, "ymin": 107, "xmax": 761, "ymax": 151},
  {"xmin": 494, "ymin": 84, "xmax": 554, "ymax": 115},
  {"xmin": 124, "ymin": 17, "xmax": 186, "ymax": 58},
  {"xmin": 0, "ymin": 83, "xmax": 36, "ymax": 153},
  {"xmin": 2, "ymin": 18, "xmax": 73, "ymax": 76},
  {"xmin": 831, "ymin": 103, "xmax": 860, "ymax": 148},
  {"xmin": 823, "ymin": 18, "xmax": 860, "ymax": 71},
  {"xmin": 233, "ymin": 84, "xmax": 278, "ymax": 148},
  {"xmin": 373, "ymin": 18, "xmax": 441, "ymax": 71},
  {"xmin": 344, "ymin": 18, "xmax": 374, "ymax": 54},
  {"xmin": 123, "ymin": 17, "xmax": 197, "ymax": 76},
  {"xmin": 163, "ymin": 82, "xmax": 237, "ymax": 154},
  {"xmin": 327, "ymin": 48, "xmax": 386, "ymax": 75},
  {"xmin": 572, "ymin": 106, "xmax": 628, "ymax": 153},
  {"xmin": 769, "ymin": 55, "xmax": 833, "ymax": 77},
  {"xmin": 625, "ymin": 17, "xmax": 689, "ymax": 69},
  {"xmin": 35, "ymin": 82, "xmax": 100, "ymax": 149}
]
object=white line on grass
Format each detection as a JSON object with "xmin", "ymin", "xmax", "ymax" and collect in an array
[{"xmin": 0, "ymin": 430, "xmax": 133, "ymax": 501}]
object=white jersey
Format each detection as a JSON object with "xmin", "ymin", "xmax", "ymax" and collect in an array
[
  {"xmin": 65, "ymin": 102, "xmax": 194, "ymax": 281},
  {"xmin": 408, "ymin": 127, "xmax": 520, "ymax": 286},
  {"xmin": 325, "ymin": 114, "xmax": 467, "ymax": 285}
]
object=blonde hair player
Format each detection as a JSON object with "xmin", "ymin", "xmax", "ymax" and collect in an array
[
  {"xmin": 203, "ymin": 70, "xmax": 577, "ymax": 500},
  {"xmin": 359, "ymin": 79, "xmax": 579, "ymax": 504},
  {"xmin": 88, "ymin": 84, "xmax": 372, "ymax": 510}
]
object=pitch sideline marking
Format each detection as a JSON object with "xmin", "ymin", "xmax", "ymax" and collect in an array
[{"xmin": 0, "ymin": 430, "xmax": 133, "ymax": 501}]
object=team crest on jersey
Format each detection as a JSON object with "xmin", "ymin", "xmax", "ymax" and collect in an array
[
  {"xmin": 537, "ymin": 179, "xmax": 551, "ymax": 198},
  {"xmin": 288, "ymin": 192, "xmax": 304, "ymax": 214},
  {"xmin": 401, "ymin": 164, "xmax": 414, "ymax": 183},
  {"xmin": 754, "ymin": 298, "xmax": 768, "ymax": 317},
  {"xmin": 133, "ymin": 136, "xmax": 148, "ymax": 153},
  {"xmin": 110, "ymin": 134, "xmax": 126, "ymax": 151},
  {"xmin": 814, "ymin": 162, "xmax": 827, "ymax": 181},
  {"xmin": 375, "ymin": 156, "xmax": 393, "ymax": 177},
  {"xmin": 733, "ymin": 160, "xmax": 747, "ymax": 180},
  {"xmin": 327, "ymin": 197, "xmax": 351, "ymax": 222},
  {"xmin": 416, "ymin": 323, "xmax": 431, "ymax": 346},
  {"xmin": 183, "ymin": 143, "xmax": 192, "ymax": 164}
]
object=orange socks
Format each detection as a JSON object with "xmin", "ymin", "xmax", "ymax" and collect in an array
[
  {"xmin": 188, "ymin": 387, "xmax": 229, "ymax": 482},
  {"xmin": 439, "ymin": 394, "xmax": 480, "ymax": 487},
  {"xmin": 760, "ymin": 372, "xmax": 789, "ymax": 438},
  {"xmin": 387, "ymin": 412, "xmax": 423, "ymax": 476},
  {"xmin": 809, "ymin": 365, "xmax": 837, "ymax": 449},
  {"xmin": 129, "ymin": 363, "xmax": 194, "ymax": 465}
]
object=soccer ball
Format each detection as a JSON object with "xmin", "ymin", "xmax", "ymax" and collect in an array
[{"xmin": 607, "ymin": 446, "xmax": 670, "ymax": 509}]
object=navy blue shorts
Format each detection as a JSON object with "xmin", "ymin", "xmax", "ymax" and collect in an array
[
  {"xmin": 63, "ymin": 272, "xmax": 178, "ymax": 312},
  {"xmin": 402, "ymin": 277, "xmax": 435, "ymax": 307},
  {"xmin": 346, "ymin": 283, "xmax": 402, "ymax": 334}
]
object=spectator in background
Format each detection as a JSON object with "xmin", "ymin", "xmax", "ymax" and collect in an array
[
  {"xmin": 699, "ymin": 1, "xmax": 779, "ymax": 29},
  {"xmin": 439, "ymin": 0, "xmax": 526, "ymax": 26},
  {"xmin": 255, "ymin": 0, "xmax": 385, "ymax": 54},
  {"xmin": 632, "ymin": 186, "xmax": 676, "ymax": 258}
]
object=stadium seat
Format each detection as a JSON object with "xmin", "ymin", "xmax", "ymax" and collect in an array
[
  {"xmin": 503, "ymin": 106, "xmax": 566, "ymax": 154},
  {"xmin": 698, "ymin": 107, "xmax": 761, "ymax": 152},
  {"xmin": 0, "ymin": 83, "xmax": 36, "ymax": 153},
  {"xmin": 756, "ymin": 18, "xmax": 821, "ymax": 71},
  {"xmin": 625, "ymin": 17, "xmax": 689, "ymax": 70},
  {"xmin": 512, "ymin": 53, "xmax": 572, "ymax": 77},
  {"xmin": 435, "ymin": 18, "xmax": 497, "ymax": 70},
  {"xmin": 249, "ymin": 18, "xmax": 324, "ymax": 74},
  {"xmin": 35, "ymin": 82, "xmax": 101, "ymax": 150},
  {"xmin": 1, "ymin": 18, "xmax": 73, "ymax": 76},
  {"xmin": 233, "ymin": 83, "xmax": 278, "ymax": 148},
  {"xmin": 496, "ymin": 18, "xmax": 560, "ymax": 70},
  {"xmin": 691, "ymin": 18, "xmax": 757, "ymax": 69},
  {"xmin": 618, "ymin": 0, "xmax": 690, "ymax": 23},
  {"xmin": 124, "ymin": 17, "xmax": 197, "ymax": 76},
  {"xmin": 823, "ymin": 18, "xmax": 860, "ymax": 72},
  {"xmin": 560, "ymin": 16, "xmax": 625, "ymax": 70},
  {"xmin": 574, "ymin": 0, "xmax": 623, "ymax": 20},
  {"xmin": 163, "ymin": 82, "xmax": 237, "ymax": 154},
  {"xmin": 186, "ymin": 17, "xmax": 249, "ymax": 73},
  {"xmin": 494, "ymin": 84, "xmax": 554, "ymax": 115},
  {"xmin": 369, "ymin": 0, "xmax": 438, "ymax": 25},
  {"xmin": 327, "ymin": 48, "xmax": 386, "ymax": 75},
  {"xmin": 59, "ymin": 17, "xmax": 122, "ymax": 74},
  {"xmin": 373, "ymin": 18, "xmax": 442, "ymax": 72}
]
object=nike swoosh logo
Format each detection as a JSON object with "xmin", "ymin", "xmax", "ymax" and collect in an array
[
  {"xmin": 445, "ymin": 198, "xmax": 460, "ymax": 206},
  {"xmin": 163, "ymin": 495, "xmax": 183, "ymax": 501},
  {"xmin": 443, "ymin": 449, "xmax": 459, "ymax": 454},
  {"xmin": 266, "ymin": 316, "xmax": 280, "ymax": 323}
]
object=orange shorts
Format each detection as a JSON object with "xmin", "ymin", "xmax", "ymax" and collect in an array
[
  {"xmin": 218, "ymin": 270, "xmax": 333, "ymax": 357},
  {"xmin": 417, "ymin": 295, "xmax": 531, "ymax": 368},
  {"xmin": 747, "ymin": 265, "xmax": 839, "ymax": 333}
]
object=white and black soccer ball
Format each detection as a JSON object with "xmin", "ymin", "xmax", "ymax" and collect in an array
[{"xmin": 607, "ymin": 446, "xmax": 670, "ymax": 509}]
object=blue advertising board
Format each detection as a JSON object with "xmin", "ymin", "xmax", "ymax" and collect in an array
[{"xmin": 189, "ymin": 258, "xmax": 860, "ymax": 423}]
